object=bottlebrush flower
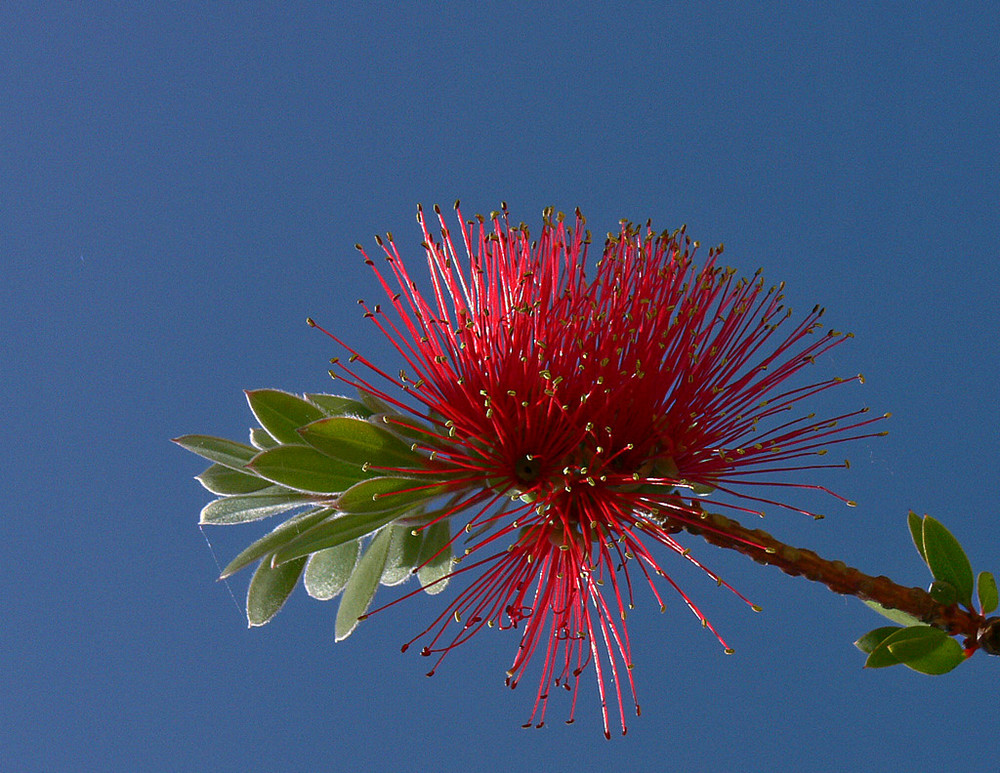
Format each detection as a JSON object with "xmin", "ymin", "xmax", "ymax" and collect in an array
[{"xmin": 308, "ymin": 202, "xmax": 885, "ymax": 737}]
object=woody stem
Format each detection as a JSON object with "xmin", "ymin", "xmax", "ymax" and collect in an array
[{"xmin": 666, "ymin": 508, "xmax": 1000, "ymax": 656}]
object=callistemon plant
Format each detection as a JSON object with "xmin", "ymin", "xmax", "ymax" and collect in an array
[{"xmin": 176, "ymin": 202, "xmax": 999, "ymax": 739}]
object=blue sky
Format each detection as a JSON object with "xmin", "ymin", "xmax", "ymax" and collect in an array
[{"xmin": 4, "ymin": 3, "xmax": 998, "ymax": 771}]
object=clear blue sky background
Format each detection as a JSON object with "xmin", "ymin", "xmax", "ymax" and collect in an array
[{"xmin": 4, "ymin": 3, "xmax": 998, "ymax": 771}]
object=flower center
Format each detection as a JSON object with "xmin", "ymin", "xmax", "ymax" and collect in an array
[{"xmin": 515, "ymin": 454, "xmax": 541, "ymax": 484}]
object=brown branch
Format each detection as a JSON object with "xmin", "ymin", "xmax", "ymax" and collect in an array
[{"xmin": 669, "ymin": 508, "xmax": 1000, "ymax": 657}]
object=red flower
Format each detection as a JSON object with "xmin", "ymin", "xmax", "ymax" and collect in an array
[{"xmin": 311, "ymin": 203, "xmax": 885, "ymax": 737}]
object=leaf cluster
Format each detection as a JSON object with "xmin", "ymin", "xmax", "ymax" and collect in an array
[
  {"xmin": 855, "ymin": 512, "xmax": 997, "ymax": 675},
  {"xmin": 174, "ymin": 389, "xmax": 455, "ymax": 640}
]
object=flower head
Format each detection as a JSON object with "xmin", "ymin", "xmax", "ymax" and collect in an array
[{"xmin": 312, "ymin": 202, "xmax": 884, "ymax": 736}]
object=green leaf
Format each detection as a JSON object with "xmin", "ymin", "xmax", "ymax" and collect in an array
[
  {"xmin": 863, "ymin": 624, "xmax": 967, "ymax": 675},
  {"xmin": 271, "ymin": 508, "xmax": 403, "ymax": 566},
  {"xmin": 855, "ymin": 626, "xmax": 902, "ymax": 654},
  {"xmin": 908, "ymin": 510, "xmax": 927, "ymax": 564},
  {"xmin": 864, "ymin": 625, "xmax": 932, "ymax": 668},
  {"xmin": 922, "ymin": 516, "xmax": 974, "ymax": 608},
  {"xmin": 358, "ymin": 391, "xmax": 395, "ymax": 416},
  {"xmin": 381, "ymin": 523, "xmax": 424, "ymax": 586},
  {"xmin": 416, "ymin": 518, "xmax": 453, "ymax": 595},
  {"xmin": 247, "ymin": 445, "xmax": 369, "ymax": 494},
  {"xmin": 928, "ymin": 579, "xmax": 958, "ymax": 606},
  {"xmin": 886, "ymin": 626, "xmax": 966, "ymax": 675},
  {"xmin": 978, "ymin": 571, "xmax": 998, "ymax": 614},
  {"xmin": 199, "ymin": 491, "xmax": 313, "ymax": 525},
  {"xmin": 173, "ymin": 435, "xmax": 257, "ymax": 470},
  {"xmin": 336, "ymin": 476, "xmax": 434, "ymax": 514},
  {"xmin": 336, "ymin": 527, "xmax": 393, "ymax": 641},
  {"xmin": 220, "ymin": 507, "xmax": 334, "ymax": 578},
  {"xmin": 249, "ymin": 427, "xmax": 279, "ymax": 450},
  {"xmin": 306, "ymin": 393, "xmax": 373, "ymax": 418},
  {"xmin": 246, "ymin": 554, "xmax": 307, "ymax": 626},
  {"xmin": 864, "ymin": 640, "xmax": 902, "ymax": 669},
  {"xmin": 304, "ymin": 539, "xmax": 361, "ymax": 600},
  {"xmin": 370, "ymin": 413, "xmax": 440, "ymax": 446},
  {"xmin": 246, "ymin": 389, "xmax": 326, "ymax": 445},
  {"xmin": 885, "ymin": 625, "xmax": 947, "ymax": 657},
  {"xmin": 196, "ymin": 463, "xmax": 272, "ymax": 495},
  {"xmin": 298, "ymin": 416, "xmax": 422, "ymax": 472},
  {"xmin": 863, "ymin": 599, "xmax": 923, "ymax": 627}
]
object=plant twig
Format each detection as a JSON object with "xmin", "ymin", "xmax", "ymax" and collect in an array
[{"xmin": 669, "ymin": 507, "xmax": 1000, "ymax": 656}]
